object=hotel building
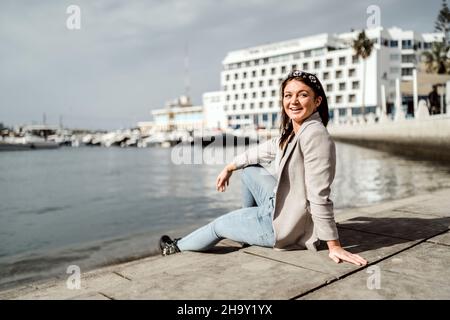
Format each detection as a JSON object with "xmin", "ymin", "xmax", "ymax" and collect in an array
[{"xmin": 219, "ymin": 26, "xmax": 445, "ymax": 129}]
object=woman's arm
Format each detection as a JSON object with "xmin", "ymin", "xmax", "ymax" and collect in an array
[
  {"xmin": 216, "ymin": 137, "xmax": 277, "ymax": 192},
  {"xmin": 301, "ymin": 126, "xmax": 367, "ymax": 266},
  {"xmin": 231, "ymin": 137, "xmax": 278, "ymax": 170}
]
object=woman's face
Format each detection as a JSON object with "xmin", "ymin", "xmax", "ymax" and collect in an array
[{"xmin": 283, "ymin": 79, "xmax": 321, "ymax": 128}]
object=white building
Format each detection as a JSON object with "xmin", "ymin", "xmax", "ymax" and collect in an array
[
  {"xmin": 220, "ymin": 26, "xmax": 445, "ymax": 128},
  {"xmin": 202, "ymin": 91, "xmax": 227, "ymax": 130},
  {"xmin": 150, "ymin": 95, "xmax": 204, "ymax": 132}
]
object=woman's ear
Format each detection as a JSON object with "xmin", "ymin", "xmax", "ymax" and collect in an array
[{"xmin": 315, "ymin": 96, "xmax": 322, "ymax": 108}]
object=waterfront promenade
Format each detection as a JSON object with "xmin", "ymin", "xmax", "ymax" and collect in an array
[{"xmin": 1, "ymin": 187, "xmax": 449, "ymax": 300}]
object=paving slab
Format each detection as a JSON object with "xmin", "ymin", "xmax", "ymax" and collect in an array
[
  {"xmin": 300, "ymin": 242, "xmax": 450, "ymax": 299},
  {"xmin": 427, "ymin": 231, "xmax": 450, "ymax": 246},
  {"xmin": 9, "ymin": 270, "xmax": 131, "ymax": 300},
  {"xmin": 335, "ymin": 194, "xmax": 436, "ymax": 222},
  {"xmin": 243, "ymin": 227, "xmax": 419, "ymax": 278},
  {"xmin": 103, "ymin": 250, "xmax": 331, "ymax": 300},
  {"xmin": 337, "ymin": 209, "xmax": 450, "ymax": 241},
  {"xmin": 393, "ymin": 200, "xmax": 450, "ymax": 218}
]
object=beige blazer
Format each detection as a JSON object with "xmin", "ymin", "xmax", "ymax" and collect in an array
[{"xmin": 232, "ymin": 112, "xmax": 338, "ymax": 251}]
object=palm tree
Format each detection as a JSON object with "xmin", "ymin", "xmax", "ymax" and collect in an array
[
  {"xmin": 421, "ymin": 41, "xmax": 450, "ymax": 74},
  {"xmin": 352, "ymin": 31, "xmax": 375, "ymax": 121}
]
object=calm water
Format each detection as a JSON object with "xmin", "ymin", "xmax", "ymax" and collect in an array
[{"xmin": 1, "ymin": 143, "xmax": 450, "ymax": 289}]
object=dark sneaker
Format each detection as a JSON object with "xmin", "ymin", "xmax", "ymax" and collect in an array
[{"xmin": 159, "ymin": 235, "xmax": 181, "ymax": 256}]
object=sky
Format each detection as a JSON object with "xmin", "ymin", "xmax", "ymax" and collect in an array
[{"xmin": 0, "ymin": 0, "xmax": 444, "ymax": 130}]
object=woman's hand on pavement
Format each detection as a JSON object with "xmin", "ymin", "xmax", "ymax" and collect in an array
[{"xmin": 328, "ymin": 246, "xmax": 368, "ymax": 266}]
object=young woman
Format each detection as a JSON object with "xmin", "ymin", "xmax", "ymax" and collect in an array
[{"xmin": 159, "ymin": 70, "xmax": 367, "ymax": 266}]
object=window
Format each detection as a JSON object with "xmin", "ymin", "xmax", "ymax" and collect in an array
[
  {"xmin": 326, "ymin": 84, "xmax": 333, "ymax": 92},
  {"xmin": 259, "ymin": 80, "xmax": 263, "ymax": 87},
  {"xmin": 250, "ymin": 103, "xmax": 254, "ymax": 109},
  {"xmin": 226, "ymin": 95, "xmax": 230, "ymax": 101},
  {"xmin": 402, "ymin": 54, "xmax": 416, "ymax": 63},
  {"xmin": 323, "ymin": 71, "xmax": 330, "ymax": 80},
  {"xmin": 252, "ymin": 92, "xmax": 257, "ymax": 98},
  {"xmin": 302, "ymin": 62, "xmax": 309, "ymax": 70},
  {"xmin": 232, "ymin": 84, "xmax": 236, "ymax": 90},
  {"xmin": 390, "ymin": 40, "xmax": 398, "ymax": 48},
  {"xmin": 250, "ymin": 82, "xmax": 254, "ymax": 88},
  {"xmin": 262, "ymin": 113, "xmax": 268, "ymax": 121},
  {"xmin": 226, "ymin": 74, "xmax": 230, "ymax": 81},
  {"xmin": 252, "ymin": 70, "xmax": 256, "ymax": 77},
  {"xmin": 271, "ymin": 90, "xmax": 276, "ymax": 97},
  {"xmin": 223, "ymin": 85, "xmax": 227, "ymax": 91},
  {"xmin": 234, "ymin": 94, "xmax": 238, "ymax": 100},
  {"xmin": 261, "ymin": 69, "xmax": 266, "ymax": 76},
  {"xmin": 268, "ymin": 79, "xmax": 273, "ymax": 86},
  {"xmin": 402, "ymin": 40, "xmax": 413, "ymax": 49},
  {"xmin": 234, "ymin": 73, "xmax": 238, "ymax": 80},
  {"xmin": 292, "ymin": 64, "xmax": 297, "ymax": 70},
  {"xmin": 339, "ymin": 57, "xmax": 346, "ymax": 65},
  {"xmin": 243, "ymin": 93, "xmax": 247, "ymax": 99},
  {"xmin": 243, "ymin": 72, "xmax": 247, "ymax": 79},
  {"xmin": 390, "ymin": 54, "xmax": 400, "ymax": 61},
  {"xmin": 349, "ymin": 94, "xmax": 356, "ymax": 102},
  {"xmin": 261, "ymin": 91, "xmax": 266, "ymax": 98},
  {"xmin": 348, "ymin": 68, "xmax": 356, "ymax": 77},
  {"xmin": 401, "ymin": 68, "xmax": 413, "ymax": 76},
  {"xmin": 336, "ymin": 95, "xmax": 342, "ymax": 103},
  {"xmin": 224, "ymin": 105, "xmax": 228, "ymax": 111},
  {"xmin": 326, "ymin": 59, "xmax": 333, "ymax": 67},
  {"xmin": 352, "ymin": 81, "xmax": 359, "ymax": 89},
  {"xmin": 304, "ymin": 50, "xmax": 311, "ymax": 58},
  {"xmin": 241, "ymin": 83, "xmax": 245, "ymax": 89},
  {"xmin": 269, "ymin": 101, "xmax": 274, "ymax": 108},
  {"xmin": 271, "ymin": 67, "xmax": 276, "ymax": 75},
  {"xmin": 259, "ymin": 102, "xmax": 264, "ymax": 109},
  {"xmin": 281, "ymin": 66, "xmax": 286, "ymax": 74},
  {"xmin": 232, "ymin": 104, "xmax": 236, "ymax": 110},
  {"xmin": 314, "ymin": 61, "xmax": 321, "ymax": 69},
  {"xmin": 352, "ymin": 55, "xmax": 358, "ymax": 64},
  {"xmin": 335, "ymin": 70, "xmax": 342, "ymax": 78},
  {"xmin": 263, "ymin": 58, "xmax": 269, "ymax": 64},
  {"xmin": 339, "ymin": 82, "xmax": 346, "ymax": 91},
  {"xmin": 254, "ymin": 59, "xmax": 260, "ymax": 66}
]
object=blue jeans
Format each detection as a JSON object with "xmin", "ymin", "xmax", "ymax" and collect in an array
[{"xmin": 177, "ymin": 165, "xmax": 277, "ymax": 251}]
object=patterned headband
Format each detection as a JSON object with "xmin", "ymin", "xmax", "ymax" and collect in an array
[{"xmin": 286, "ymin": 70, "xmax": 323, "ymax": 93}]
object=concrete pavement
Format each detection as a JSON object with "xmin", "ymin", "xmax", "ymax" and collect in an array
[{"xmin": 1, "ymin": 188, "xmax": 449, "ymax": 300}]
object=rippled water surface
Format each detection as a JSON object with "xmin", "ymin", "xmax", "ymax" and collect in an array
[{"xmin": 1, "ymin": 143, "xmax": 450, "ymax": 289}]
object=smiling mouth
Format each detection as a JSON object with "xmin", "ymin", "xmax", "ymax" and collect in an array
[{"xmin": 289, "ymin": 107, "xmax": 304, "ymax": 112}]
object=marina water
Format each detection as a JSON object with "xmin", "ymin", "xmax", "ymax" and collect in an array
[{"xmin": 1, "ymin": 143, "xmax": 450, "ymax": 289}]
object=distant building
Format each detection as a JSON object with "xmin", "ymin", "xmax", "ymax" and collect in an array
[
  {"xmin": 139, "ymin": 26, "xmax": 445, "ymax": 132},
  {"xmin": 202, "ymin": 91, "xmax": 227, "ymax": 130},
  {"xmin": 221, "ymin": 26, "xmax": 445, "ymax": 127},
  {"xmin": 150, "ymin": 95, "xmax": 203, "ymax": 132}
]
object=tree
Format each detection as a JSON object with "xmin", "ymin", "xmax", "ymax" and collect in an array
[
  {"xmin": 435, "ymin": 0, "xmax": 450, "ymax": 45},
  {"xmin": 422, "ymin": 41, "xmax": 450, "ymax": 74},
  {"xmin": 421, "ymin": 0, "xmax": 450, "ymax": 74},
  {"xmin": 352, "ymin": 31, "xmax": 375, "ymax": 120}
]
